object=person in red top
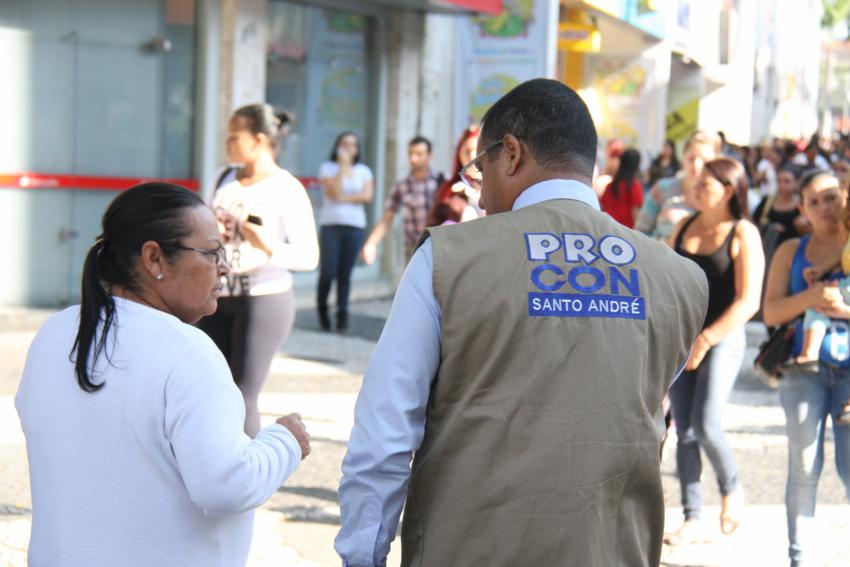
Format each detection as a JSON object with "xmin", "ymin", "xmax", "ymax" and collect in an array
[
  {"xmin": 600, "ymin": 147, "xmax": 644, "ymax": 228},
  {"xmin": 427, "ymin": 125, "xmax": 482, "ymax": 226}
]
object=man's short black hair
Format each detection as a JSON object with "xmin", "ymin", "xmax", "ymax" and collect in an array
[
  {"xmin": 480, "ymin": 78, "xmax": 597, "ymax": 178},
  {"xmin": 409, "ymin": 135, "xmax": 432, "ymax": 154}
]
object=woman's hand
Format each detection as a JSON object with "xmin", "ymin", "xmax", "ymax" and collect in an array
[
  {"xmin": 793, "ymin": 215, "xmax": 811, "ymax": 235},
  {"xmin": 813, "ymin": 281, "xmax": 850, "ymax": 318},
  {"xmin": 276, "ymin": 413, "xmax": 311, "ymax": 459},
  {"xmin": 239, "ymin": 219, "xmax": 273, "ymax": 258},
  {"xmin": 216, "ymin": 209, "xmax": 240, "ymax": 243},
  {"xmin": 336, "ymin": 148, "xmax": 353, "ymax": 167},
  {"xmin": 686, "ymin": 332, "xmax": 713, "ymax": 370},
  {"xmin": 803, "ymin": 266, "xmax": 822, "ymax": 286},
  {"xmin": 325, "ymin": 152, "xmax": 353, "ymax": 201}
]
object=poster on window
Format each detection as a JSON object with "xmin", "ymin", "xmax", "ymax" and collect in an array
[
  {"xmin": 299, "ymin": 10, "xmax": 369, "ymax": 177},
  {"xmin": 580, "ymin": 56, "xmax": 656, "ymax": 148},
  {"xmin": 453, "ymin": 0, "xmax": 554, "ymax": 135}
]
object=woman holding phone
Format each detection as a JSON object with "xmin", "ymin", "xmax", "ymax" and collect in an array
[
  {"xmin": 316, "ymin": 131, "xmax": 374, "ymax": 332},
  {"xmin": 198, "ymin": 103, "xmax": 319, "ymax": 437}
]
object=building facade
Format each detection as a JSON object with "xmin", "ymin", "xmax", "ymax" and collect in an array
[
  {"xmin": 0, "ymin": 0, "xmax": 825, "ymax": 306},
  {"xmin": 0, "ymin": 0, "xmax": 504, "ymax": 306}
]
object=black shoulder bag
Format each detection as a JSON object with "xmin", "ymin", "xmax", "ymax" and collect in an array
[
  {"xmin": 753, "ymin": 322, "xmax": 797, "ymax": 389},
  {"xmin": 754, "ymin": 261, "xmax": 840, "ymax": 388}
]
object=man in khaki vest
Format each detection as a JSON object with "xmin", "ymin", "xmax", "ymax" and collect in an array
[{"xmin": 335, "ymin": 78, "xmax": 708, "ymax": 567}]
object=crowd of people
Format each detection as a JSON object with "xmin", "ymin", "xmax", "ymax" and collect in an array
[
  {"xmin": 12, "ymin": 84, "xmax": 850, "ymax": 567},
  {"xmin": 598, "ymin": 130, "xmax": 850, "ymax": 565}
]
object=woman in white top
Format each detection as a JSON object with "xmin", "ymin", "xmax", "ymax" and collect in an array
[
  {"xmin": 16, "ymin": 183, "xmax": 311, "ymax": 567},
  {"xmin": 198, "ymin": 104, "xmax": 319, "ymax": 437},
  {"xmin": 317, "ymin": 132, "xmax": 374, "ymax": 331}
]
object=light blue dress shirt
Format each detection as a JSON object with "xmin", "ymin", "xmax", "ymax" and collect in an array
[{"xmin": 334, "ymin": 180, "xmax": 601, "ymax": 567}]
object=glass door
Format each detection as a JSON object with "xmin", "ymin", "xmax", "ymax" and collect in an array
[{"xmin": 266, "ymin": 0, "xmax": 379, "ymax": 223}]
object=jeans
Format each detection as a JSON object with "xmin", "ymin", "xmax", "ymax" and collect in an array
[
  {"xmin": 317, "ymin": 225, "xmax": 364, "ymax": 323},
  {"xmin": 779, "ymin": 365, "xmax": 850, "ymax": 566},
  {"xmin": 668, "ymin": 326, "xmax": 746, "ymax": 520}
]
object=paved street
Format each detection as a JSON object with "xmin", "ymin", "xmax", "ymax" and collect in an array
[{"xmin": 1, "ymin": 299, "xmax": 849, "ymax": 566}]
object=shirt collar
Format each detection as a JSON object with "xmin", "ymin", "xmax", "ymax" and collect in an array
[
  {"xmin": 407, "ymin": 168, "xmax": 437, "ymax": 184},
  {"xmin": 512, "ymin": 179, "xmax": 600, "ymax": 212}
]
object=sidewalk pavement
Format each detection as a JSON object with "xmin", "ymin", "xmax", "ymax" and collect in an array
[{"xmin": 1, "ymin": 300, "xmax": 849, "ymax": 566}]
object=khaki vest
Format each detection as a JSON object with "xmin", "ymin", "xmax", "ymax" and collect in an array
[{"xmin": 400, "ymin": 198, "xmax": 708, "ymax": 567}]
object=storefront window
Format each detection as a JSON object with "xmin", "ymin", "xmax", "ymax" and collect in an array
[{"xmin": 266, "ymin": 1, "xmax": 374, "ymax": 183}]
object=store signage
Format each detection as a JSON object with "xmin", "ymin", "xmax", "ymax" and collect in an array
[
  {"xmin": 0, "ymin": 173, "xmax": 200, "ymax": 192},
  {"xmin": 441, "ymin": 0, "xmax": 502, "ymax": 14},
  {"xmin": 0, "ymin": 172, "xmax": 321, "ymax": 192},
  {"xmin": 665, "ymin": 99, "xmax": 700, "ymax": 143},
  {"xmin": 558, "ymin": 22, "xmax": 601, "ymax": 52},
  {"xmin": 454, "ymin": 0, "xmax": 554, "ymax": 131}
]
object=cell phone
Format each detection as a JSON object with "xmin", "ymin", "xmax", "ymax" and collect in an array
[{"xmin": 246, "ymin": 214, "xmax": 263, "ymax": 226}]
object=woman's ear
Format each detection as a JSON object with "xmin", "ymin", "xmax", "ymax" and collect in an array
[
  {"xmin": 255, "ymin": 132, "xmax": 270, "ymax": 150},
  {"xmin": 139, "ymin": 241, "xmax": 166, "ymax": 281}
]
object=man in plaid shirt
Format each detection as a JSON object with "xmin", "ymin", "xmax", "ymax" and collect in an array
[{"xmin": 362, "ymin": 136, "xmax": 444, "ymax": 263}]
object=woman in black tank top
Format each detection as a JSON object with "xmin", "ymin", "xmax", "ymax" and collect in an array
[{"xmin": 664, "ymin": 158, "xmax": 765, "ymax": 544}]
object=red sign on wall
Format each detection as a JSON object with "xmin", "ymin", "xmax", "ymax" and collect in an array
[
  {"xmin": 0, "ymin": 172, "xmax": 200, "ymax": 192},
  {"xmin": 441, "ymin": 0, "xmax": 502, "ymax": 15},
  {"xmin": 0, "ymin": 172, "xmax": 322, "ymax": 192}
]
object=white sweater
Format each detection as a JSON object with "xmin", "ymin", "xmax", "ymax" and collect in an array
[
  {"xmin": 212, "ymin": 169, "xmax": 319, "ymax": 296},
  {"xmin": 15, "ymin": 298, "xmax": 302, "ymax": 567}
]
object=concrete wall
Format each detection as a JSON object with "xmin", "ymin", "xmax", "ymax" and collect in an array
[
  {"xmin": 421, "ymin": 14, "xmax": 457, "ymax": 174},
  {"xmin": 377, "ymin": 10, "xmax": 458, "ymax": 281},
  {"xmin": 215, "ymin": 0, "xmax": 267, "ymax": 169}
]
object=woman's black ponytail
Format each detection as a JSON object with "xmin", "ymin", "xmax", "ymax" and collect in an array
[
  {"xmin": 71, "ymin": 238, "xmax": 115, "ymax": 392},
  {"xmin": 70, "ymin": 182, "xmax": 204, "ymax": 392}
]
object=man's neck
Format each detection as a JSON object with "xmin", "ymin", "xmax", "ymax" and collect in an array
[
  {"xmin": 411, "ymin": 166, "xmax": 430, "ymax": 181},
  {"xmin": 524, "ymin": 172, "xmax": 593, "ymax": 190},
  {"xmin": 505, "ymin": 174, "xmax": 595, "ymax": 212}
]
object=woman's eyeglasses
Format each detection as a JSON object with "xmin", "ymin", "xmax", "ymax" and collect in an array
[{"xmin": 163, "ymin": 244, "xmax": 228, "ymax": 267}]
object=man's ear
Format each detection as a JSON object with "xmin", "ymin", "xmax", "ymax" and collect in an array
[{"xmin": 502, "ymin": 134, "xmax": 524, "ymax": 176}]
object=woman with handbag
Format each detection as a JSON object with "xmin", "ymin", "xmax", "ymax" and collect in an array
[
  {"xmin": 763, "ymin": 170, "xmax": 850, "ymax": 567},
  {"xmin": 664, "ymin": 158, "xmax": 765, "ymax": 544}
]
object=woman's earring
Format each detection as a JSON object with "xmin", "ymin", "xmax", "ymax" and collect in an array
[{"xmin": 156, "ymin": 274, "xmax": 164, "ymax": 281}]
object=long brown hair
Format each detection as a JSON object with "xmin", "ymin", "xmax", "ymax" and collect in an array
[{"xmin": 702, "ymin": 158, "xmax": 750, "ymax": 220}]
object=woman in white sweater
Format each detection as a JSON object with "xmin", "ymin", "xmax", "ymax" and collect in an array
[
  {"xmin": 199, "ymin": 104, "xmax": 320, "ymax": 437},
  {"xmin": 15, "ymin": 183, "xmax": 311, "ymax": 567}
]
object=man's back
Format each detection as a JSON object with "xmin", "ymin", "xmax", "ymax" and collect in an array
[{"xmin": 401, "ymin": 199, "xmax": 707, "ymax": 567}]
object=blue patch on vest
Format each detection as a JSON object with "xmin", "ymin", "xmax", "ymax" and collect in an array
[
  {"xmin": 524, "ymin": 232, "xmax": 646, "ymax": 320},
  {"xmin": 528, "ymin": 293, "xmax": 645, "ymax": 319}
]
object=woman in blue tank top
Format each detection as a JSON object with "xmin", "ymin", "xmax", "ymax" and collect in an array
[{"xmin": 763, "ymin": 170, "xmax": 850, "ymax": 567}]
